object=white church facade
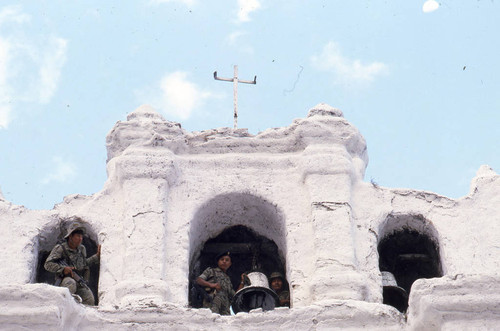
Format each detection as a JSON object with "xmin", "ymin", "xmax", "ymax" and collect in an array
[{"xmin": 0, "ymin": 103, "xmax": 499, "ymax": 330}]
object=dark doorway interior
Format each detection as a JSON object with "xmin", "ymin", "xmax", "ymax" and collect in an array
[{"xmin": 378, "ymin": 229, "xmax": 442, "ymax": 312}]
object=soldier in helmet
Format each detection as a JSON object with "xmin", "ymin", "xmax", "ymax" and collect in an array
[
  {"xmin": 269, "ymin": 272, "xmax": 290, "ymax": 307},
  {"xmin": 44, "ymin": 220, "xmax": 100, "ymax": 305}
]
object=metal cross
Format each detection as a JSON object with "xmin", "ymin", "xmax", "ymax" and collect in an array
[{"xmin": 214, "ymin": 65, "xmax": 256, "ymax": 129}]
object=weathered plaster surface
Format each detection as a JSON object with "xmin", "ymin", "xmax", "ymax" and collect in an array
[{"xmin": 0, "ymin": 103, "xmax": 498, "ymax": 330}]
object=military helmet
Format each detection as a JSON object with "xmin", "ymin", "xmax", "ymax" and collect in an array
[
  {"xmin": 64, "ymin": 221, "xmax": 86, "ymax": 238},
  {"xmin": 270, "ymin": 272, "xmax": 284, "ymax": 281}
]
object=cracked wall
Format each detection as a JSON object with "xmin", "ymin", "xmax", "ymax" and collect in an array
[{"xmin": 0, "ymin": 104, "xmax": 499, "ymax": 329}]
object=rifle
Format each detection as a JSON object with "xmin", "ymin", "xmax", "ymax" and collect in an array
[
  {"xmin": 54, "ymin": 259, "xmax": 90, "ymax": 290},
  {"xmin": 192, "ymin": 282, "xmax": 214, "ymax": 303},
  {"xmin": 54, "ymin": 243, "xmax": 91, "ymax": 291}
]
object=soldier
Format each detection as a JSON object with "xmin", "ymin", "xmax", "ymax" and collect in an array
[
  {"xmin": 44, "ymin": 221, "xmax": 100, "ymax": 305},
  {"xmin": 196, "ymin": 251, "xmax": 241, "ymax": 315},
  {"xmin": 269, "ymin": 272, "xmax": 290, "ymax": 307}
]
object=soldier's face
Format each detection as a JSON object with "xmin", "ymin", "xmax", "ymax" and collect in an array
[
  {"xmin": 68, "ymin": 233, "xmax": 83, "ymax": 248},
  {"xmin": 217, "ymin": 255, "xmax": 232, "ymax": 272},
  {"xmin": 271, "ymin": 278, "xmax": 283, "ymax": 291}
]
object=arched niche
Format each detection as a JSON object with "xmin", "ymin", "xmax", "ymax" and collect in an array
[
  {"xmin": 188, "ymin": 193, "xmax": 288, "ymax": 308},
  {"xmin": 377, "ymin": 214, "xmax": 442, "ymax": 312},
  {"xmin": 35, "ymin": 218, "xmax": 100, "ymax": 305}
]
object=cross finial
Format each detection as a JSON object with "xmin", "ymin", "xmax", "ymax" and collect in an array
[{"xmin": 214, "ymin": 65, "xmax": 256, "ymax": 129}]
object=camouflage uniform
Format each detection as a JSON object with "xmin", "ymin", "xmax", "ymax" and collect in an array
[
  {"xmin": 44, "ymin": 242, "xmax": 99, "ymax": 305},
  {"xmin": 277, "ymin": 290, "xmax": 290, "ymax": 307},
  {"xmin": 198, "ymin": 267, "xmax": 235, "ymax": 315}
]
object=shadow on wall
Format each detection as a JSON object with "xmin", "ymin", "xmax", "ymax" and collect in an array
[
  {"xmin": 35, "ymin": 219, "xmax": 100, "ymax": 305},
  {"xmin": 188, "ymin": 192, "xmax": 288, "ymax": 308},
  {"xmin": 378, "ymin": 214, "xmax": 443, "ymax": 312}
]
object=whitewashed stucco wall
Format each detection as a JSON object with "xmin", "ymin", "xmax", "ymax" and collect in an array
[{"xmin": 0, "ymin": 103, "xmax": 498, "ymax": 330}]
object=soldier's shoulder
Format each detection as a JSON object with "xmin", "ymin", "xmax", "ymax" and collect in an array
[
  {"xmin": 198, "ymin": 267, "xmax": 213, "ymax": 279},
  {"xmin": 52, "ymin": 242, "xmax": 66, "ymax": 251},
  {"xmin": 47, "ymin": 242, "xmax": 64, "ymax": 257}
]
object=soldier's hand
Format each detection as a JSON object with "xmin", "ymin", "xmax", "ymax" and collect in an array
[
  {"xmin": 213, "ymin": 283, "xmax": 222, "ymax": 291},
  {"xmin": 63, "ymin": 266, "xmax": 74, "ymax": 276}
]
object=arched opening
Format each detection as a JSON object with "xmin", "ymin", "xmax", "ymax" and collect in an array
[
  {"xmin": 35, "ymin": 219, "xmax": 100, "ymax": 305},
  {"xmin": 190, "ymin": 225, "xmax": 287, "ymax": 307},
  {"xmin": 188, "ymin": 193, "xmax": 288, "ymax": 309},
  {"xmin": 377, "ymin": 214, "xmax": 442, "ymax": 312}
]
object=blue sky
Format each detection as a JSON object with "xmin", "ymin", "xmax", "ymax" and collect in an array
[{"xmin": 0, "ymin": 1, "xmax": 498, "ymax": 210}]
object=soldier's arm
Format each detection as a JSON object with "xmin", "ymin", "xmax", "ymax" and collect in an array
[
  {"xmin": 197, "ymin": 267, "xmax": 211, "ymax": 282},
  {"xmin": 86, "ymin": 244, "xmax": 100, "ymax": 266},
  {"xmin": 279, "ymin": 291, "xmax": 290, "ymax": 307},
  {"xmin": 86, "ymin": 254, "xmax": 99, "ymax": 265},
  {"xmin": 44, "ymin": 245, "xmax": 65, "ymax": 275},
  {"xmin": 196, "ymin": 277, "xmax": 220, "ymax": 291},
  {"xmin": 236, "ymin": 273, "xmax": 246, "ymax": 291},
  {"xmin": 196, "ymin": 267, "xmax": 221, "ymax": 291}
]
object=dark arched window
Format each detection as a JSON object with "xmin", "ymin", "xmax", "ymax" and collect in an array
[
  {"xmin": 188, "ymin": 193, "xmax": 289, "ymax": 309},
  {"xmin": 378, "ymin": 217, "xmax": 442, "ymax": 312}
]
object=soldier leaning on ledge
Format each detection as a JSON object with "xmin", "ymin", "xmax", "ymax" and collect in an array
[
  {"xmin": 44, "ymin": 221, "xmax": 100, "ymax": 305},
  {"xmin": 196, "ymin": 251, "xmax": 245, "ymax": 315}
]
